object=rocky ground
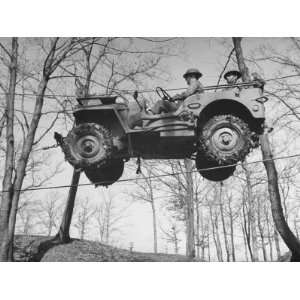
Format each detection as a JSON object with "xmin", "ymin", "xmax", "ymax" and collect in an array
[
  {"xmin": 13, "ymin": 235, "xmax": 194, "ymax": 262},
  {"xmin": 13, "ymin": 235, "xmax": 293, "ymax": 262}
]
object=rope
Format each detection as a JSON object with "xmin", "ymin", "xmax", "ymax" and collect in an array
[{"xmin": 0, "ymin": 152, "xmax": 299, "ymax": 194}]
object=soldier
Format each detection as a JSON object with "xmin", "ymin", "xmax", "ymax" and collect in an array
[
  {"xmin": 150, "ymin": 68, "xmax": 204, "ymax": 114},
  {"xmin": 223, "ymin": 70, "xmax": 242, "ymax": 90},
  {"xmin": 252, "ymin": 72, "xmax": 266, "ymax": 91}
]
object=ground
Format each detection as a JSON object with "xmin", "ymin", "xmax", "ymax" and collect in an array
[
  {"xmin": 13, "ymin": 235, "xmax": 293, "ymax": 261},
  {"xmin": 13, "ymin": 235, "xmax": 194, "ymax": 262},
  {"xmin": 278, "ymin": 252, "xmax": 292, "ymax": 262}
]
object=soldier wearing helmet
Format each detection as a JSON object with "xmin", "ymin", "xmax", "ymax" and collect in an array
[
  {"xmin": 172, "ymin": 68, "xmax": 204, "ymax": 101},
  {"xmin": 150, "ymin": 68, "xmax": 204, "ymax": 114},
  {"xmin": 223, "ymin": 70, "xmax": 242, "ymax": 91}
]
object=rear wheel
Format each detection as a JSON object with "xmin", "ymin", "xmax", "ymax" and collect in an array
[
  {"xmin": 84, "ymin": 159, "xmax": 124, "ymax": 187},
  {"xmin": 61, "ymin": 123, "xmax": 113, "ymax": 169},
  {"xmin": 198, "ymin": 114, "xmax": 252, "ymax": 165}
]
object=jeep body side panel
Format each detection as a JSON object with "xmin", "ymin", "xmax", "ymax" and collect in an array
[
  {"xmin": 180, "ymin": 88, "xmax": 265, "ymax": 120},
  {"xmin": 73, "ymin": 104, "xmax": 131, "ymax": 158},
  {"xmin": 73, "ymin": 103, "xmax": 130, "ymax": 131},
  {"xmin": 128, "ymin": 132, "xmax": 196, "ymax": 159}
]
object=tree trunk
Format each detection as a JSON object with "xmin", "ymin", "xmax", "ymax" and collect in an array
[
  {"xmin": 173, "ymin": 226, "xmax": 179, "ymax": 254},
  {"xmin": 151, "ymin": 199, "xmax": 158, "ymax": 253},
  {"xmin": 294, "ymin": 220, "xmax": 299, "ymax": 240},
  {"xmin": 233, "ymin": 36, "xmax": 300, "ymax": 261},
  {"xmin": 232, "ymin": 37, "xmax": 251, "ymax": 82},
  {"xmin": 47, "ymin": 222, "xmax": 53, "ymax": 237},
  {"xmin": 266, "ymin": 226, "xmax": 274, "ymax": 261},
  {"xmin": 184, "ymin": 159, "xmax": 195, "ymax": 259},
  {"xmin": 207, "ymin": 227, "xmax": 211, "ymax": 262},
  {"xmin": 0, "ymin": 38, "xmax": 18, "ymax": 261},
  {"xmin": 257, "ymin": 204, "xmax": 267, "ymax": 261},
  {"xmin": 209, "ymin": 205, "xmax": 223, "ymax": 261},
  {"xmin": 55, "ymin": 169, "xmax": 81, "ymax": 242},
  {"xmin": 242, "ymin": 197, "xmax": 253, "ymax": 260},
  {"xmin": 265, "ymin": 207, "xmax": 274, "ymax": 261},
  {"xmin": 241, "ymin": 221, "xmax": 249, "ymax": 261},
  {"xmin": 80, "ymin": 222, "xmax": 85, "ymax": 240},
  {"xmin": 200, "ymin": 203, "xmax": 206, "ymax": 261},
  {"xmin": 105, "ymin": 199, "xmax": 111, "ymax": 244},
  {"xmin": 244, "ymin": 164, "xmax": 259, "ymax": 261},
  {"xmin": 0, "ymin": 112, "xmax": 6, "ymax": 139},
  {"xmin": 214, "ymin": 215, "xmax": 223, "ymax": 262},
  {"xmin": 219, "ymin": 185, "xmax": 230, "ymax": 261},
  {"xmin": 228, "ymin": 196, "xmax": 236, "ymax": 261},
  {"xmin": 195, "ymin": 194, "xmax": 201, "ymax": 259},
  {"xmin": 274, "ymin": 229, "xmax": 281, "ymax": 260},
  {"xmin": 260, "ymin": 134, "xmax": 300, "ymax": 261}
]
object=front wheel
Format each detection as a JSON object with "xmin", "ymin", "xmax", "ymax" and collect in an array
[{"xmin": 198, "ymin": 114, "xmax": 252, "ymax": 165}]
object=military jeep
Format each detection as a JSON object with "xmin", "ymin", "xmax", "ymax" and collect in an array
[{"xmin": 55, "ymin": 82, "xmax": 267, "ymax": 186}]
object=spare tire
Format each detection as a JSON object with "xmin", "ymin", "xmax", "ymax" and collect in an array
[
  {"xmin": 61, "ymin": 123, "xmax": 113, "ymax": 170},
  {"xmin": 84, "ymin": 159, "xmax": 124, "ymax": 187}
]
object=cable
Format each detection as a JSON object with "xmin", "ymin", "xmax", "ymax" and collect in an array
[
  {"xmin": 0, "ymin": 73, "xmax": 299, "ymax": 99},
  {"xmin": 264, "ymin": 74, "xmax": 300, "ymax": 82},
  {"xmin": 0, "ymin": 73, "xmax": 298, "ymax": 117},
  {"xmin": 0, "ymin": 104, "xmax": 72, "ymax": 116},
  {"xmin": 0, "ymin": 152, "xmax": 299, "ymax": 194}
]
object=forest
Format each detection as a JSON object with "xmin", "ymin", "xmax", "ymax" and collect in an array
[{"xmin": 0, "ymin": 37, "xmax": 300, "ymax": 262}]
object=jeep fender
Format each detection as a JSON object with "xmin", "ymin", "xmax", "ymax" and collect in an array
[
  {"xmin": 180, "ymin": 89, "xmax": 265, "ymax": 133},
  {"xmin": 73, "ymin": 105, "xmax": 129, "ymax": 151}
]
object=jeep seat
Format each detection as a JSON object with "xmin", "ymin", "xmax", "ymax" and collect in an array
[{"xmin": 128, "ymin": 101, "xmax": 144, "ymax": 129}]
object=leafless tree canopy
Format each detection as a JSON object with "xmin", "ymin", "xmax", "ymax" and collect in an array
[{"xmin": 0, "ymin": 37, "xmax": 300, "ymax": 261}]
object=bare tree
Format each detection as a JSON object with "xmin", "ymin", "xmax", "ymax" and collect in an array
[
  {"xmin": 93, "ymin": 190, "xmax": 128, "ymax": 245},
  {"xmin": 55, "ymin": 169, "xmax": 81, "ymax": 242},
  {"xmin": 194, "ymin": 191, "xmax": 208, "ymax": 260},
  {"xmin": 15, "ymin": 197, "xmax": 39, "ymax": 236},
  {"xmin": 208, "ymin": 199, "xmax": 223, "ymax": 262},
  {"xmin": 242, "ymin": 163, "xmax": 259, "ymax": 261},
  {"xmin": 0, "ymin": 37, "xmax": 85, "ymax": 261},
  {"xmin": 132, "ymin": 162, "xmax": 159, "ymax": 253},
  {"xmin": 37, "ymin": 192, "xmax": 62, "ymax": 236},
  {"xmin": 227, "ymin": 193, "xmax": 238, "ymax": 261},
  {"xmin": 184, "ymin": 159, "xmax": 195, "ymax": 259},
  {"xmin": 0, "ymin": 111, "xmax": 5, "ymax": 140},
  {"xmin": 73, "ymin": 197, "xmax": 94, "ymax": 240},
  {"xmin": 0, "ymin": 38, "xmax": 18, "ymax": 261},
  {"xmin": 150, "ymin": 159, "xmax": 197, "ymax": 258},
  {"xmin": 217, "ymin": 184, "xmax": 231, "ymax": 261},
  {"xmin": 233, "ymin": 37, "xmax": 300, "ymax": 261},
  {"xmin": 160, "ymin": 219, "xmax": 181, "ymax": 254},
  {"xmin": 257, "ymin": 196, "xmax": 267, "ymax": 261}
]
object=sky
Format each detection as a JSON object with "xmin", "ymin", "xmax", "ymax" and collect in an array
[{"xmin": 5, "ymin": 37, "xmax": 299, "ymax": 258}]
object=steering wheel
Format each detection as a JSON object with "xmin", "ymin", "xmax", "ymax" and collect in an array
[{"xmin": 156, "ymin": 87, "xmax": 173, "ymax": 101}]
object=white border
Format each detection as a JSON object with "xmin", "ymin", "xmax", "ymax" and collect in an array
[{"xmin": 0, "ymin": 0, "xmax": 299, "ymax": 36}]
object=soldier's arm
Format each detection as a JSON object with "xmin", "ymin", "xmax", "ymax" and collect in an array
[{"xmin": 172, "ymin": 81, "xmax": 204, "ymax": 101}]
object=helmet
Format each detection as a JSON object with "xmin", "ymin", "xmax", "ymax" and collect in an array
[
  {"xmin": 183, "ymin": 68, "xmax": 202, "ymax": 79},
  {"xmin": 224, "ymin": 70, "xmax": 242, "ymax": 80}
]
